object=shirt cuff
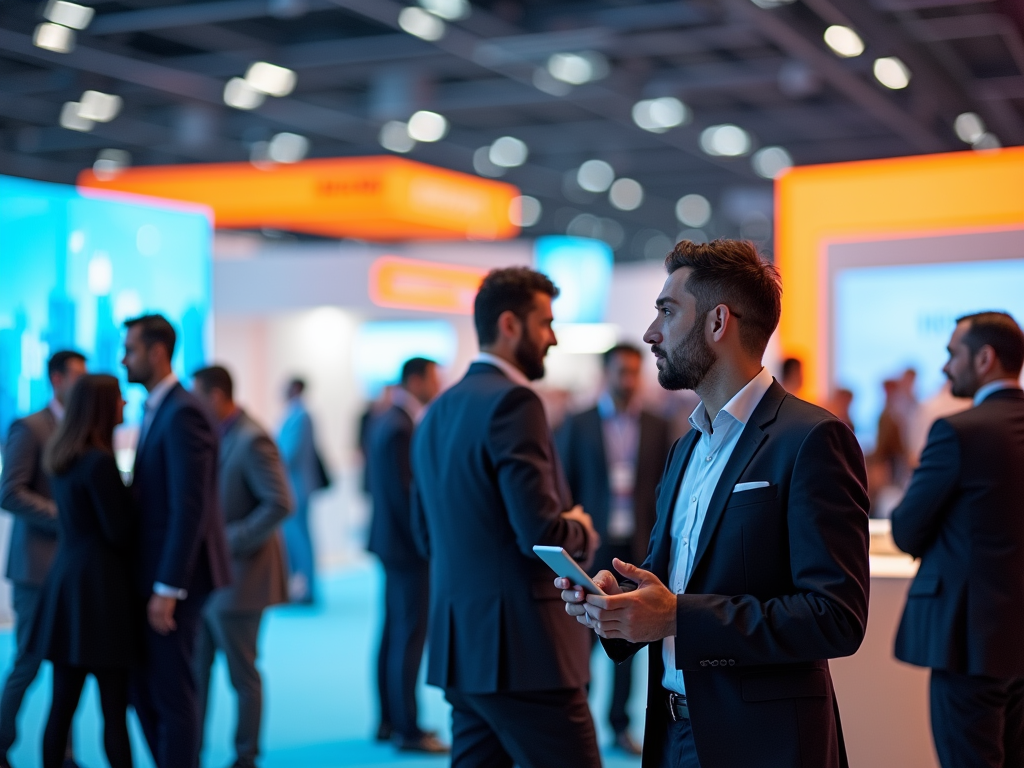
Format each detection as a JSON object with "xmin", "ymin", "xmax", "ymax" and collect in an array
[{"xmin": 153, "ymin": 582, "xmax": 188, "ymax": 600}]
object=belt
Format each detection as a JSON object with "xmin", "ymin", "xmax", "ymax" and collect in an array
[{"xmin": 665, "ymin": 691, "xmax": 689, "ymax": 721}]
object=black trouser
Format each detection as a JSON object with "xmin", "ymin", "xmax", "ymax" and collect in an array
[
  {"xmin": 659, "ymin": 716, "xmax": 702, "ymax": 768},
  {"xmin": 930, "ymin": 669, "xmax": 1024, "ymax": 768},
  {"xmin": 195, "ymin": 608, "xmax": 264, "ymax": 768},
  {"xmin": 44, "ymin": 664, "xmax": 131, "ymax": 768},
  {"xmin": 593, "ymin": 542, "xmax": 635, "ymax": 734},
  {"xmin": 0, "ymin": 584, "xmax": 74, "ymax": 760},
  {"xmin": 445, "ymin": 687, "xmax": 600, "ymax": 768},
  {"xmin": 378, "ymin": 563, "xmax": 430, "ymax": 741}
]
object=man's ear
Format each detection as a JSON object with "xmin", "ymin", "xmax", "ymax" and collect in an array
[
  {"xmin": 497, "ymin": 309, "xmax": 522, "ymax": 342},
  {"xmin": 975, "ymin": 344, "xmax": 997, "ymax": 377}
]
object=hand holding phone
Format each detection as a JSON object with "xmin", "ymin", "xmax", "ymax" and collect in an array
[{"xmin": 533, "ymin": 545, "xmax": 606, "ymax": 595}]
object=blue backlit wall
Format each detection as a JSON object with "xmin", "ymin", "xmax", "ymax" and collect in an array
[
  {"xmin": 534, "ymin": 236, "xmax": 613, "ymax": 324},
  {"xmin": 353, "ymin": 320, "xmax": 458, "ymax": 397},
  {"xmin": 0, "ymin": 175, "xmax": 212, "ymax": 439}
]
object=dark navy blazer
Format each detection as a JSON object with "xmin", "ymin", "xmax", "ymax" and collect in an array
[{"xmin": 131, "ymin": 383, "xmax": 231, "ymax": 597}]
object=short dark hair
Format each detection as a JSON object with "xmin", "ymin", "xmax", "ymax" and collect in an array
[
  {"xmin": 287, "ymin": 377, "xmax": 306, "ymax": 395},
  {"xmin": 124, "ymin": 314, "xmax": 176, "ymax": 359},
  {"xmin": 957, "ymin": 311, "xmax": 1024, "ymax": 375},
  {"xmin": 192, "ymin": 365, "xmax": 234, "ymax": 400},
  {"xmin": 401, "ymin": 357, "xmax": 436, "ymax": 385},
  {"xmin": 665, "ymin": 239, "xmax": 781, "ymax": 356},
  {"xmin": 474, "ymin": 267, "xmax": 559, "ymax": 347},
  {"xmin": 782, "ymin": 357, "xmax": 802, "ymax": 379},
  {"xmin": 603, "ymin": 343, "xmax": 643, "ymax": 368},
  {"xmin": 47, "ymin": 350, "xmax": 85, "ymax": 379}
]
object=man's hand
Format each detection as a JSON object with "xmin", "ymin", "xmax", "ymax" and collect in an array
[
  {"xmin": 572, "ymin": 558, "xmax": 677, "ymax": 643},
  {"xmin": 557, "ymin": 569, "xmax": 622, "ymax": 622},
  {"xmin": 147, "ymin": 594, "xmax": 178, "ymax": 635},
  {"xmin": 561, "ymin": 505, "xmax": 600, "ymax": 570}
]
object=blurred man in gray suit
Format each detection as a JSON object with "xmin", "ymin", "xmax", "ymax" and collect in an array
[
  {"xmin": 192, "ymin": 366, "xmax": 293, "ymax": 768},
  {"xmin": 0, "ymin": 350, "xmax": 86, "ymax": 768}
]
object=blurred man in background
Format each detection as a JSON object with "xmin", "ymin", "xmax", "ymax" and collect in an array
[
  {"xmin": 892, "ymin": 312, "xmax": 1024, "ymax": 768},
  {"xmin": 0, "ymin": 350, "xmax": 85, "ymax": 768},
  {"xmin": 367, "ymin": 358, "xmax": 446, "ymax": 754},
  {"xmin": 277, "ymin": 378, "xmax": 329, "ymax": 604},
  {"xmin": 411, "ymin": 267, "xmax": 602, "ymax": 768},
  {"xmin": 192, "ymin": 365, "xmax": 293, "ymax": 768},
  {"xmin": 557, "ymin": 343, "xmax": 672, "ymax": 755},
  {"xmin": 780, "ymin": 357, "xmax": 803, "ymax": 395}
]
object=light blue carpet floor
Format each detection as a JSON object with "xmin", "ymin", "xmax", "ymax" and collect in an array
[{"xmin": 1, "ymin": 561, "xmax": 646, "ymax": 768}]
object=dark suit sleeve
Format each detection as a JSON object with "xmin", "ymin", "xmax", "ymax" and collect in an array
[
  {"xmin": 158, "ymin": 404, "xmax": 217, "ymax": 590},
  {"xmin": 890, "ymin": 418, "xmax": 961, "ymax": 559},
  {"xmin": 227, "ymin": 433, "xmax": 294, "ymax": 557},
  {"xmin": 490, "ymin": 387, "xmax": 587, "ymax": 559},
  {"xmin": 672, "ymin": 418, "xmax": 869, "ymax": 667},
  {"xmin": 410, "ymin": 478, "xmax": 429, "ymax": 558},
  {"xmin": 0, "ymin": 420, "xmax": 58, "ymax": 532},
  {"xmin": 88, "ymin": 453, "xmax": 133, "ymax": 550},
  {"xmin": 554, "ymin": 417, "xmax": 578, "ymax": 500}
]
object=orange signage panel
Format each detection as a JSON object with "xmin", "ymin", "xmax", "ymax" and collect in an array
[
  {"xmin": 77, "ymin": 156, "xmax": 521, "ymax": 242},
  {"xmin": 369, "ymin": 255, "xmax": 488, "ymax": 314}
]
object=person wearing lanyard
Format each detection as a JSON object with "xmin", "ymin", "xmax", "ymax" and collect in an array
[
  {"xmin": 559, "ymin": 239, "xmax": 870, "ymax": 768},
  {"xmin": 557, "ymin": 344, "xmax": 672, "ymax": 755}
]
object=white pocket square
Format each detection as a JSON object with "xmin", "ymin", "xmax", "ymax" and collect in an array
[{"xmin": 733, "ymin": 481, "xmax": 771, "ymax": 493}]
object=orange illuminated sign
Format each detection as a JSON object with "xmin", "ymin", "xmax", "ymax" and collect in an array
[
  {"xmin": 776, "ymin": 147, "xmax": 1024, "ymax": 401},
  {"xmin": 77, "ymin": 156, "xmax": 521, "ymax": 242},
  {"xmin": 369, "ymin": 255, "xmax": 489, "ymax": 314}
]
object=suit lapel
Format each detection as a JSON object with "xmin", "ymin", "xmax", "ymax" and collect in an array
[
  {"xmin": 585, "ymin": 408, "xmax": 609, "ymax": 492},
  {"xmin": 650, "ymin": 430, "xmax": 699, "ymax": 579},
  {"xmin": 134, "ymin": 383, "xmax": 178, "ymax": 467}
]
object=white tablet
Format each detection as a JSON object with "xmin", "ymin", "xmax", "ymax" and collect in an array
[{"xmin": 533, "ymin": 545, "xmax": 606, "ymax": 596}]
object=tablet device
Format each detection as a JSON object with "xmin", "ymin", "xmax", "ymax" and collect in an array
[{"xmin": 533, "ymin": 546, "xmax": 606, "ymax": 596}]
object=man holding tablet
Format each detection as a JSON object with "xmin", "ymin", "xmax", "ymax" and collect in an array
[
  {"xmin": 559, "ymin": 240, "xmax": 870, "ymax": 768},
  {"xmin": 411, "ymin": 267, "xmax": 601, "ymax": 768}
]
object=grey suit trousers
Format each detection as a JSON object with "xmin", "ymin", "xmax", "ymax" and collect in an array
[{"xmin": 195, "ymin": 607, "xmax": 264, "ymax": 768}]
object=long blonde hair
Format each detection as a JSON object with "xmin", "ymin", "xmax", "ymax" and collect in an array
[{"xmin": 44, "ymin": 374, "xmax": 121, "ymax": 476}]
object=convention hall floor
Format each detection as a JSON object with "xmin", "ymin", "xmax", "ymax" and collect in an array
[{"xmin": 0, "ymin": 562, "xmax": 645, "ymax": 768}]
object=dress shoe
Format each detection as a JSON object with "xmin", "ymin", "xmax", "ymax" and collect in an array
[
  {"xmin": 615, "ymin": 730, "xmax": 643, "ymax": 756},
  {"xmin": 396, "ymin": 733, "xmax": 449, "ymax": 754},
  {"xmin": 375, "ymin": 722, "xmax": 393, "ymax": 742}
]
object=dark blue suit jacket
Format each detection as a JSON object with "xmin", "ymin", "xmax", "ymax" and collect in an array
[
  {"xmin": 366, "ymin": 404, "xmax": 425, "ymax": 568},
  {"xmin": 411, "ymin": 362, "xmax": 591, "ymax": 693},
  {"xmin": 892, "ymin": 388, "xmax": 1024, "ymax": 678},
  {"xmin": 131, "ymin": 383, "xmax": 231, "ymax": 597},
  {"xmin": 603, "ymin": 381, "xmax": 870, "ymax": 768}
]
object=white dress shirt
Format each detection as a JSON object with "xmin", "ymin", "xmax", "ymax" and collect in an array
[
  {"xmin": 48, "ymin": 398, "xmax": 65, "ymax": 423},
  {"xmin": 474, "ymin": 352, "xmax": 531, "ymax": 387},
  {"xmin": 662, "ymin": 366, "xmax": 775, "ymax": 695},
  {"xmin": 597, "ymin": 392, "xmax": 641, "ymax": 541},
  {"xmin": 973, "ymin": 378, "xmax": 1022, "ymax": 406}
]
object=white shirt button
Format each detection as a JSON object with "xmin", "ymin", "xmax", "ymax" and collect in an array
[
  {"xmin": 706, "ymin": 455, "xmax": 713, "ymax": 462},
  {"xmin": 691, "ymin": 496, "xmax": 697, "ymax": 503}
]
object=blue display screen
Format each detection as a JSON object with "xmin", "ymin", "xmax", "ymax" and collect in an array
[
  {"xmin": 534, "ymin": 236, "xmax": 613, "ymax": 324},
  {"xmin": 0, "ymin": 175, "xmax": 212, "ymax": 438}
]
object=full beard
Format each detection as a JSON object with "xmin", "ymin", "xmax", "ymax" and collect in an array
[
  {"xmin": 656, "ymin": 320, "xmax": 716, "ymax": 391},
  {"xmin": 514, "ymin": 334, "xmax": 547, "ymax": 381}
]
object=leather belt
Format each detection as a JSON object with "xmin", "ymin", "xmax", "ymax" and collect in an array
[{"xmin": 665, "ymin": 691, "xmax": 689, "ymax": 721}]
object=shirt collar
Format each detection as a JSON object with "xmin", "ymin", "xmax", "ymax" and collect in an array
[
  {"xmin": 145, "ymin": 372, "xmax": 178, "ymax": 413},
  {"xmin": 597, "ymin": 391, "xmax": 640, "ymax": 420},
  {"xmin": 974, "ymin": 378, "xmax": 1022, "ymax": 406},
  {"xmin": 219, "ymin": 407, "xmax": 243, "ymax": 438},
  {"xmin": 391, "ymin": 387, "xmax": 425, "ymax": 423},
  {"xmin": 474, "ymin": 352, "xmax": 531, "ymax": 388},
  {"xmin": 48, "ymin": 398, "xmax": 65, "ymax": 422},
  {"xmin": 688, "ymin": 366, "xmax": 774, "ymax": 434}
]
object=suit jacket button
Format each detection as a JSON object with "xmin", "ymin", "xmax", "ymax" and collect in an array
[
  {"xmin": 710, "ymin": 660, "xmax": 719, "ymax": 666},
  {"xmin": 720, "ymin": 659, "xmax": 727, "ymax": 665},
  {"xmin": 700, "ymin": 660, "xmax": 708, "ymax": 667},
  {"xmin": 728, "ymin": 659, "xmax": 736, "ymax": 666}
]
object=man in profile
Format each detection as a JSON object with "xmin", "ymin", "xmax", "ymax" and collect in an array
[
  {"xmin": 0, "ymin": 350, "xmax": 85, "ymax": 768},
  {"xmin": 411, "ymin": 267, "xmax": 602, "ymax": 768},
  {"xmin": 557, "ymin": 343, "xmax": 672, "ymax": 755},
  {"xmin": 192, "ymin": 365, "xmax": 293, "ymax": 768},
  {"xmin": 367, "ymin": 357, "xmax": 446, "ymax": 754},
  {"xmin": 780, "ymin": 357, "xmax": 803, "ymax": 394},
  {"xmin": 122, "ymin": 314, "xmax": 231, "ymax": 768},
  {"xmin": 891, "ymin": 312, "xmax": 1024, "ymax": 768},
  {"xmin": 561, "ymin": 240, "xmax": 870, "ymax": 768}
]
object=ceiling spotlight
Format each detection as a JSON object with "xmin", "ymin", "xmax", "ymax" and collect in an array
[
  {"xmin": 700, "ymin": 124, "xmax": 752, "ymax": 157},
  {"xmin": 972, "ymin": 132, "xmax": 1001, "ymax": 150},
  {"xmin": 752, "ymin": 146, "xmax": 793, "ymax": 179},
  {"xmin": 954, "ymin": 112, "xmax": 985, "ymax": 145},
  {"xmin": 33, "ymin": 22, "xmax": 74, "ymax": 53},
  {"xmin": 43, "ymin": 0, "xmax": 94, "ymax": 29},
  {"xmin": 609, "ymin": 178, "xmax": 643, "ymax": 211},
  {"xmin": 398, "ymin": 7, "xmax": 445, "ymax": 41},
  {"xmin": 676, "ymin": 194, "xmax": 712, "ymax": 227},
  {"xmin": 380, "ymin": 121, "xmax": 415, "ymax": 153},
  {"xmin": 750, "ymin": 0, "xmax": 796, "ymax": 7},
  {"xmin": 824, "ymin": 25, "xmax": 864, "ymax": 58},
  {"xmin": 532, "ymin": 67, "xmax": 573, "ymax": 96},
  {"xmin": 78, "ymin": 90, "xmax": 122, "ymax": 122},
  {"xmin": 93, "ymin": 149, "xmax": 131, "ymax": 181},
  {"xmin": 547, "ymin": 51, "xmax": 608, "ymax": 85},
  {"xmin": 873, "ymin": 57, "xmax": 910, "ymax": 90},
  {"xmin": 60, "ymin": 101, "xmax": 93, "ymax": 132},
  {"xmin": 509, "ymin": 196, "xmax": 542, "ymax": 228},
  {"xmin": 577, "ymin": 159, "xmax": 615, "ymax": 193},
  {"xmin": 268, "ymin": 132, "xmax": 309, "ymax": 163},
  {"xmin": 419, "ymin": 0, "xmax": 470, "ymax": 21},
  {"xmin": 245, "ymin": 62, "xmax": 296, "ymax": 97},
  {"xmin": 632, "ymin": 97, "xmax": 690, "ymax": 133},
  {"xmin": 489, "ymin": 136, "xmax": 528, "ymax": 168},
  {"xmin": 474, "ymin": 147, "xmax": 505, "ymax": 177},
  {"xmin": 224, "ymin": 77, "xmax": 265, "ymax": 110},
  {"xmin": 406, "ymin": 110, "xmax": 447, "ymax": 142}
]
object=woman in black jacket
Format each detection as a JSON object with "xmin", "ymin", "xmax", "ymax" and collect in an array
[{"xmin": 32, "ymin": 373, "xmax": 135, "ymax": 768}]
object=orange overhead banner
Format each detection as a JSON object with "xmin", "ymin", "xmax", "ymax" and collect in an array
[
  {"xmin": 369, "ymin": 255, "xmax": 488, "ymax": 314},
  {"xmin": 77, "ymin": 156, "xmax": 521, "ymax": 241}
]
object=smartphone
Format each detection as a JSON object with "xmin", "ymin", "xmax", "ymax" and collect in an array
[{"xmin": 533, "ymin": 545, "xmax": 606, "ymax": 596}]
